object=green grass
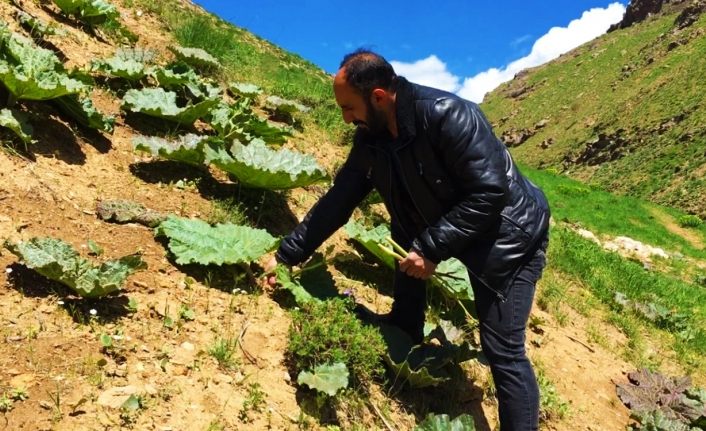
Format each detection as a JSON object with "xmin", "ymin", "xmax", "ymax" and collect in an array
[
  {"xmin": 126, "ymin": 0, "xmax": 346, "ymax": 141},
  {"xmin": 287, "ymin": 298, "xmax": 386, "ymax": 389},
  {"xmin": 547, "ymin": 226, "xmax": 706, "ymax": 371},
  {"xmin": 522, "ymin": 165, "xmax": 706, "ymax": 260}
]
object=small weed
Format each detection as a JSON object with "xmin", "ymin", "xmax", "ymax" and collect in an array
[
  {"xmin": 206, "ymin": 421, "xmax": 226, "ymax": 431},
  {"xmin": 208, "ymin": 336, "xmax": 239, "ymax": 369},
  {"xmin": 534, "ymin": 361, "xmax": 569, "ymax": 422},
  {"xmin": 10, "ymin": 387, "xmax": 29, "ymax": 401},
  {"xmin": 208, "ymin": 198, "xmax": 249, "ymax": 226},
  {"xmin": 586, "ymin": 323, "xmax": 609, "ymax": 348},
  {"xmin": 178, "ymin": 303, "xmax": 196, "ymax": 321},
  {"xmin": 238, "ymin": 382, "xmax": 266, "ymax": 423},
  {"xmin": 0, "ymin": 394, "xmax": 13, "ymax": 412},
  {"xmin": 120, "ymin": 394, "xmax": 144, "ymax": 426}
]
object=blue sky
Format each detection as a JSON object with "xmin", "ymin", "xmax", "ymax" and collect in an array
[{"xmin": 193, "ymin": 1, "xmax": 628, "ymax": 102}]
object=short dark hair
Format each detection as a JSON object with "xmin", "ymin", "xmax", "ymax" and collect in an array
[{"xmin": 339, "ymin": 49, "xmax": 396, "ymax": 97}]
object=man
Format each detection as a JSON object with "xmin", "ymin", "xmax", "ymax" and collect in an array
[{"xmin": 267, "ymin": 49, "xmax": 550, "ymax": 431}]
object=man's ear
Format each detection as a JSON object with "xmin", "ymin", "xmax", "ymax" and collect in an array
[{"xmin": 370, "ymin": 88, "xmax": 388, "ymax": 107}]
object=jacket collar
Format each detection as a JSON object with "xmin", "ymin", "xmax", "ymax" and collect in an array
[{"xmin": 393, "ymin": 76, "xmax": 417, "ymax": 145}]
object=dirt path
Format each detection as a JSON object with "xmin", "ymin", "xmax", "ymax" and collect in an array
[{"xmin": 649, "ymin": 206, "xmax": 705, "ymax": 249}]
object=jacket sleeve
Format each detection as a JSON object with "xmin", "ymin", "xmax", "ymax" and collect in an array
[
  {"xmin": 276, "ymin": 143, "xmax": 373, "ymax": 266},
  {"xmin": 413, "ymin": 98, "xmax": 509, "ymax": 263}
]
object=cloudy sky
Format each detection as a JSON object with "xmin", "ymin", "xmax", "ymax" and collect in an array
[{"xmin": 194, "ymin": 1, "xmax": 628, "ymax": 103}]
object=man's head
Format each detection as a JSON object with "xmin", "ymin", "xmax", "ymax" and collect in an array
[{"xmin": 333, "ymin": 49, "xmax": 397, "ymax": 138}]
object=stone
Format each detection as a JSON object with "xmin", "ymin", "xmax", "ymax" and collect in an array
[{"xmin": 97, "ymin": 386, "xmax": 139, "ymax": 409}]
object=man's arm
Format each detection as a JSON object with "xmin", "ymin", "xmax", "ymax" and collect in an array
[
  {"xmin": 276, "ymin": 143, "xmax": 373, "ymax": 266},
  {"xmin": 412, "ymin": 98, "xmax": 509, "ymax": 263}
]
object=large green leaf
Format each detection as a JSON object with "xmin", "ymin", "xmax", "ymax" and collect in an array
[
  {"xmin": 52, "ymin": 0, "xmax": 118, "ymax": 25},
  {"xmin": 151, "ymin": 64, "xmax": 221, "ymax": 100},
  {"xmin": 0, "ymin": 30, "xmax": 86, "ymax": 102},
  {"xmin": 297, "ymin": 363, "xmax": 349, "ymax": 396},
  {"xmin": 169, "ymin": 46, "xmax": 221, "ymax": 71},
  {"xmin": 265, "ymin": 95, "xmax": 311, "ymax": 114},
  {"xmin": 0, "ymin": 108, "xmax": 33, "ymax": 143},
  {"xmin": 121, "ymin": 88, "xmax": 219, "ymax": 125},
  {"xmin": 207, "ymin": 101, "xmax": 291, "ymax": 145},
  {"xmin": 91, "ymin": 56, "xmax": 149, "ymax": 81},
  {"xmin": 344, "ymin": 220, "xmax": 397, "ymax": 269},
  {"xmin": 204, "ymin": 139, "xmax": 328, "ymax": 190},
  {"xmin": 415, "ymin": 414, "xmax": 476, "ymax": 431},
  {"xmin": 228, "ymin": 82, "xmax": 262, "ymax": 98},
  {"xmin": 4, "ymin": 237, "xmax": 145, "ymax": 298},
  {"xmin": 133, "ymin": 134, "xmax": 215, "ymax": 166},
  {"xmin": 152, "ymin": 64, "xmax": 200, "ymax": 88},
  {"xmin": 381, "ymin": 323, "xmax": 479, "ymax": 388},
  {"xmin": 345, "ymin": 220, "xmax": 475, "ymax": 305},
  {"xmin": 154, "ymin": 216, "xmax": 278, "ymax": 266},
  {"xmin": 52, "ymin": 94, "xmax": 115, "ymax": 133},
  {"xmin": 15, "ymin": 11, "xmax": 64, "ymax": 38},
  {"xmin": 432, "ymin": 258, "xmax": 474, "ymax": 302}
]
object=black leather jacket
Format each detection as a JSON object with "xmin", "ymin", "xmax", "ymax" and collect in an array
[{"xmin": 277, "ymin": 77, "xmax": 550, "ymax": 299}]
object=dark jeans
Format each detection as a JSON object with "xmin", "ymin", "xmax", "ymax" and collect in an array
[{"xmin": 390, "ymin": 236, "xmax": 549, "ymax": 431}]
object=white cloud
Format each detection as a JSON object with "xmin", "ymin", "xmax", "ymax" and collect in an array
[
  {"xmin": 390, "ymin": 55, "xmax": 460, "ymax": 92},
  {"xmin": 390, "ymin": 2, "xmax": 626, "ymax": 103}
]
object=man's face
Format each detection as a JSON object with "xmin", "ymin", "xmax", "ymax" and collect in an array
[{"xmin": 333, "ymin": 71, "xmax": 389, "ymax": 137}]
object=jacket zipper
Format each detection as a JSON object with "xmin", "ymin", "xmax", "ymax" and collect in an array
[{"xmin": 395, "ymin": 145, "xmax": 509, "ymax": 302}]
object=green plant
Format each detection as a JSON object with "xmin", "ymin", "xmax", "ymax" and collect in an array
[
  {"xmin": 0, "ymin": 108, "xmax": 33, "ymax": 144},
  {"xmin": 0, "ymin": 394, "xmax": 13, "ymax": 412},
  {"xmin": 121, "ymin": 87, "xmax": 220, "ymax": 125},
  {"xmin": 133, "ymin": 134, "xmax": 214, "ymax": 166},
  {"xmin": 238, "ymin": 382, "xmax": 266, "ymax": 423},
  {"xmin": 0, "ymin": 24, "xmax": 87, "ymax": 106},
  {"xmin": 154, "ymin": 216, "xmax": 278, "ymax": 266},
  {"xmin": 207, "ymin": 100, "xmax": 292, "ymax": 145},
  {"xmin": 208, "ymin": 198, "xmax": 249, "ymax": 226},
  {"xmin": 677, "ymin": 214, "xmax": 702, "ymax": 228},
  {"xmin": 297, "ymin": 363, "xmax": 349, "ymax": 396},
  {"xmin": 11, "ymin": 387, "xmax": 29, "ymax": 401},
  {"xmin": 287, "ymin": 298, "xmax": 385, "ymax": 389},
  {"xmin": 204, "ymin": 139, "xmax": 329, "ymax": 190},
  {"xmin": 52, "ymin": 0, "xmax": 119, "ymax": 25},
  {"xmin": 535, "ymin": 363, "xmax": 569, "ymax": 422},
  {"xmin": 414, "ymin": 413, "xmax": 476, "ymax": 430},
  {"xmin": 4, "ymin": 237, "xmax": 146, "ymax": 298},
  {"xmin": 208, "ymin": 336, "xmax": 238, "ymax": 369}
]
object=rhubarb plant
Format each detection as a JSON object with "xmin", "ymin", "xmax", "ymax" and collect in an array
[
  {"xmin": 121, "ymin": 87, "xmax": 219, "ymax": 125},
  {"xmin": 0, "ymin": 24, "xmax": 87, "ymax": 105},
  {"xmin": 52, "ymin": 0, "xmax": 119, "ymax": 25},
  {"xmin": 204, "ymin": 139, "xmax": 328, "ymax": 189},
  {"xmin": 4, "ymin": 237, "xmax": 145, "ymax": 298},
  {"xmin": 0, "ymin": 108, "xmax": 33, "ymax": 144},
  {"xmin": 154, "ymin": 216, "xmax": 278, "ymax": 266}
]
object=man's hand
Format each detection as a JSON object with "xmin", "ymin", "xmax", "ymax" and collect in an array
[
  {"xmin": 399, "ymin": 250, "xmax": 437, "ymax": 280},
  {"xmin": 263, "ymin": 255, "xmax": 279, "ymax": 287}
]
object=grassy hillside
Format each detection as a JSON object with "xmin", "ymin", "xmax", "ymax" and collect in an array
[{"xmin": 482, "ymin": 10, "xmax": 706, "ymax": 216}]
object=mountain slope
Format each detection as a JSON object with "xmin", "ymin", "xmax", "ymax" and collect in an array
[{"xmin": 481, "ymin": 3, "xmax": 706, "ymax": 216}]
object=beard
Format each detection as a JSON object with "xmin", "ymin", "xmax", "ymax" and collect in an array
[{"xmin": 354, "ymin": 99, "xmax": 389, "ymax": 138}]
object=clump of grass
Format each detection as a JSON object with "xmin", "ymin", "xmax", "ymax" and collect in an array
[
  {"xmin": 208, "ymin": 336, "xmax": 239, "ymax": 369},
  {"xmin": 677, "ymin": 214, "xmax": 703, "ymax": 228},
  {"xmin": 287, "ymin": 298, "xmax": 385, "ymax": 389},
  {"xmin": 208, "ymin": 198, "xmax": 249, "ymax": 225}
]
